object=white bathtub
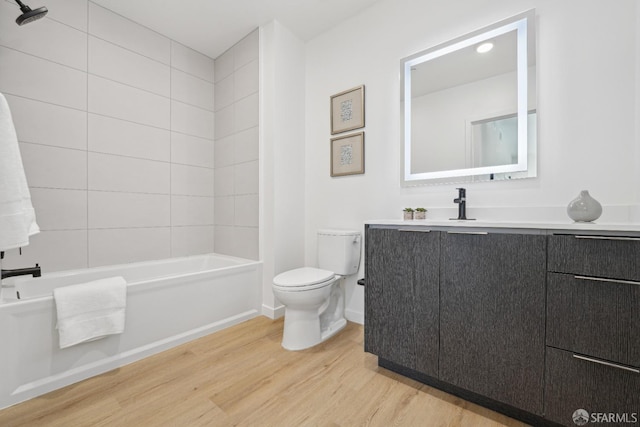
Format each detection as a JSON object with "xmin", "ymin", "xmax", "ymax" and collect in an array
[{"xmin": 0, "ymin": 253, "xmax": 262, "ymax": 410}]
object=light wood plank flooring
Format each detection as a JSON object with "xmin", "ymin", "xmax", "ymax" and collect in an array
[{"xmin": 0, "ymin": 317, "xmax": 529, "ymax": 426}]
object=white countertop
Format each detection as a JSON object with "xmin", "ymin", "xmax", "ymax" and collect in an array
[{"xmin": 365, "ymin": 219, "xmax": 640, "ymax": 233}]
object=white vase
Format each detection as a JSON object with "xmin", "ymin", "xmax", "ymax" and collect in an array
[{"xmin": 567, "ymin": 190, "xmax": 602, "ymax": 222}]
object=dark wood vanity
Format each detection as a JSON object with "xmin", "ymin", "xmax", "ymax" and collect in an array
[{"xmin": 364, "ymin": 222, "xmax": 640, "ymax": 427}]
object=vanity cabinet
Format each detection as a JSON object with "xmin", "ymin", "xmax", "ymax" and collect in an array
[
  {"xmin": 439, "ymin": 232, "xmax": 546, "ymax": 415},
  {"xmin": 365, "ymin": 223, "xmax": 640, "ymax": 426},
  {"xmin": 545, "ymin": 234, "xmax": 640, "ymax": 425},
  {"xmin": 364, "ymin": 227, "xmax": 439, "ymax": 377}
]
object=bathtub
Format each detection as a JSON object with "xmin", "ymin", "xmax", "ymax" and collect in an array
[{"xmin": 0, "ymin": 253, "xmax": 262, "ymax": 410}]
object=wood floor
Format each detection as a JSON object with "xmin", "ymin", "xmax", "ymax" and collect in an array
[{"xmin": 0, "ymin": 317, "xmax": 529, "ymax": 427}]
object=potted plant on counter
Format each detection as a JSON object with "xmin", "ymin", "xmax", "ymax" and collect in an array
[
  {"xmin": 414, "ymin": 207, "xmax": 427, "ymax": 220},
  {"xmin": 403, "ymin": 208, "xmax": 414, "ymax": 220}
]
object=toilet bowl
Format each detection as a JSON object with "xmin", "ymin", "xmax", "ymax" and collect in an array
[{"xmin": 272, "ymin": 229, "xmax": 361, "ymax": 351}]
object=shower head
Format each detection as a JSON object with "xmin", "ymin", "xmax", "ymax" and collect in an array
[{"xmin": 14, "ymin": 0, "xmax": 48, "ymax": 26}]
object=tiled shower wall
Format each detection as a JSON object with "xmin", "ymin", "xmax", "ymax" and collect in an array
[
  {"xmin": 213, "ymin": 31, "xmax": 259, "ymax": 260},
  {"xmin": 0, "ymin": 1, "xmax": 224, "ymax": 271}
]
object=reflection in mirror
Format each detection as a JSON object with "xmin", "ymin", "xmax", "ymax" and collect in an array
[{"xmin": 401, "ymin": 10, "xmax": 536, "ymax": 185}]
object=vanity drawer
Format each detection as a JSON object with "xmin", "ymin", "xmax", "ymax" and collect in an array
[
  {"xmin": 548, "ymin": 234, "xmax": 640, "ymax": 281},
  {"xmin": 546, "ymin": 272, "xmax": 640, "ymax": 367},
  {"xmin": 544, "ymin": 347, "xmax": 640, "ymax": 426}
]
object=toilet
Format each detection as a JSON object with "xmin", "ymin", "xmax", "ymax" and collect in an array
[{"xmin": 273, "ymin": 229, "xmax": 361, "ymax": 351}]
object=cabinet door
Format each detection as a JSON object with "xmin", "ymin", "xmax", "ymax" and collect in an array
[
  {"xmin": 364, "ymin": 226, "xmax": 386, "ymax": 355},
  {"xmin": 364, "ymin": 227, "xmax": 440, "ymax": 377},
  {"xmin": 439, "ymin": 232, "xmax": 546, "ymax": 415},
  {"xmin": 545, "ymin": 347, "xmax": 640, "ymax": 426}
]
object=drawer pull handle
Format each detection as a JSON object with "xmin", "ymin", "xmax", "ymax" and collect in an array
[
  {"xmin": 574, "ymin": 275, "xmax": 640, "ymax": 287},
  {"xmin": 572, "ymin": 354, "xmax": 640, "ymax": 374},
  {"xmin": 398, "ymin": 229, "xmax": 431, "ymax": 233},
  {"xmin": 574, "ymin": 235, "xmax": 640, "ymax": 242},
  {"xmin": 447, "ymin": 231, "xmax": 488, "ymax": 235}
]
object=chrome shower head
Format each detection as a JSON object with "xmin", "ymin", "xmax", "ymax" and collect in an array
[{"xmin": 14, "ymin": 0, "xmax": 48, "ymax": 26}]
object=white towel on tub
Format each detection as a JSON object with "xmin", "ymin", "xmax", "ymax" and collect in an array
[{"xmin": 53, "ymin": 276, "xmax": 127, "ymax": 349}]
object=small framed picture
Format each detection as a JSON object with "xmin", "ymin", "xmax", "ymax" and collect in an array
[
  {"xmin": 330, "ymin": 132, "xmax": 364, "ymax": 177},
  {"xmin": 330, "ymin": 85, "xmax": 365, "ymax": 135}
]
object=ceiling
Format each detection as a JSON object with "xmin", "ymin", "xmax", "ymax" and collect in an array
[{"xmin": 91, "ymin": 0, "xmax": 382, "ymax": 59}]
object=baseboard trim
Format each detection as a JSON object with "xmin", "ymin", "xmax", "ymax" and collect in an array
[
  {"xmin": 345, "ymin": 308, "xmax": 364, "ymax": 325},
  {"xmin": 261, "ymin": 303, "xmax": 285, "ymax": 319}
]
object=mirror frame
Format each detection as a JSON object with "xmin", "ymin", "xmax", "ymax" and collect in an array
[{"xmin": 401, "ymin": 10, "xmax": 536, "ymax": 185}]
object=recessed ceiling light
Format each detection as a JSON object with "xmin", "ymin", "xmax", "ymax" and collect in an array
[{"xmin": 476, "ymin": 42, "xmax": 494, "ymax": 53}]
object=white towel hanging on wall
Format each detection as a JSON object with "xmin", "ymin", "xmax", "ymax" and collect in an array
[{"xmin": 0, "ymin": 92, "xmax": 39, "ymax": 251}]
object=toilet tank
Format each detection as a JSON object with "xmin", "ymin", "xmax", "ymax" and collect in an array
[{"xmin": 317, "ymin": 229, "xmax": 361, "ymax": 276}]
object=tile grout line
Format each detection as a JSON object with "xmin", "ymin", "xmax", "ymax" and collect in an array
[{"xmin": 86, "ymin": 2, "xmax": 90, "ymax": 269}]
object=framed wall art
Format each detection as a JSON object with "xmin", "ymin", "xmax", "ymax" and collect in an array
[
  {"xmin": 330, "ymin": 132, "xmax": 364, "ymax": 177},
  {"xmin": 330, "ymin": 85, "xmax": 365, "ymax": 135}
]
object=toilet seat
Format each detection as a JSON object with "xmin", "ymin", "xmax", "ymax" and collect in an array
[{"xmin": 273, "ymin": 267, "xmax": 336, "ymax": 291}]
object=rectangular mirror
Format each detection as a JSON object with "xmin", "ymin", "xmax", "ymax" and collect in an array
[{"xmin": 401, "ymin": 10, "xmax": 536, "ymax": 185}]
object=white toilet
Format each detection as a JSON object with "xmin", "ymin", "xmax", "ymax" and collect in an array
[{"xmin": 273, "ymin": 229, "xmax": 361, "ymax": 351}]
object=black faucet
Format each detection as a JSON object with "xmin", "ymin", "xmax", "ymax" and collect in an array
[
  {"xmin": 451, "ymin": 187, "xmax": 474, "ymax": 220},
  {"xmin": 0, "ymin": 251, "xmax": 41, "ymax": 280}
]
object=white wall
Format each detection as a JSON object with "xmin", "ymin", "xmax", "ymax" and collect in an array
[
  {"xmin": 0, "ymin": 0, "xmax": 217, "ymax": 271},
  {"xmin": 260, "ymin": 21, "xmax": 306, "ymax": 317},
  {"xmin": 304, "ymin": 0, "xmax": 639, "ymax": 322}
]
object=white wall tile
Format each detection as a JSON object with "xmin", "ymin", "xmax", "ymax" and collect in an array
[
  {"xmin": 214, "ymin": 196, "xmax": 234, "ymax": 226},
  {"xmin": 214, "ymin": 105, "xmax": 234, "ymax": 140},
  {"xmin": 171, "ymin": 100, "xmax": 214, "ymax": 139},
  {"xmin": 89, "ymin": 227, "xmax": 171, "ymax": 267},
  {"xmin": 234, "ymin": 126, "xmax": 259, "ymax": 163},
  {"xmin": 171, "ymin": 68, "xmax": 214, "ymax": 111},
  {"xmin": 213, "ymin": 225, "xmax": 234, "ymax": 255},
  {"xmin": 171, "ymin": 132, "xmax": 214, "ymax": 168},
  {"xmin": 0, "ymin": 1, "xmax": 87, "ymax": 70},
  {"xmin": 89, "ymin": 191, "xmax": 170, "ymax": 228},
  {"xmin": 30, "ymin": 188, "xmax": 87, "ymax": 231},
  {"xmin": 171, "ymin": 195, "xmax": 214, "ymax": 226},
  {"xmin": 214, "ymin": 74, "xmax": 234, "ymax": 112},
  {"xmin": 1, "ymin": 230, "xmax": 88, "ymax": 273},
  {"xmin": 46, "ymin": 0, "xmax": 88, "ymax": 32},
  {"xmin": 234, "ymin": 30, "xmax": 259, "ymax": 70},
  {"xmin": 234, "ymin": 92, "xmax": 259, "ymax": 132},
  {"xmin": 88, "ymin": 75, "xmax": 170, "ymax": 129},
  {"xmin": 171, "ymin": 226, "xmax": 214, "ymax": 257},
  {"xmin": 233, "ymin": 226, "xmax": 259, "ymax": 260},
  {"xmin": 0, "ymin": 46, "xmax": 87, "ymax": 110},
  {"xmin": 234, "ymin": 160, "xmax": 259, "ymax": 195},
  {"xmin": 171, "ymin": 41, "xmax": 214, "ymax": 82},
  {"xmin": 214, "ymin": 48, "xmax": 234, "ymax": 83},
  {"xmin": 234, "ymin": 195, "xmax": 259, "ymax": 227},
  {"xmin": 88, "ymin": 3, "xmax": 170, "ymax": 64},
  {"xmin": 89, "ymin": 36, "xmax": 170, "ymax": 97},
  {"xmin": 88, "ymin": 152, "xmax": 170, "ymax": 194},
  {"xmin": 214, "ymin": 166, "xmax": 234, "ymax": 197},
  {"xmin": 88, "ymin": 114, "xmax": 170, "ymax": 162},
  {"xmin": 214, "ymin": 134, "xmax": 235, "ymax": 168},
  {"xmin": 20, "ymin": 143, "xmax": 87, "ymax": 190},
  {"xmin": 234, "ymin": 60, "xmax": 258, "ymax": 101},
  {"xmin": 7, "ymin": 95, "xmax": 86, "ymax": 150},
  {"xmin": 171, "ymin": 164, "xmax": 214, "ymax": 197}
]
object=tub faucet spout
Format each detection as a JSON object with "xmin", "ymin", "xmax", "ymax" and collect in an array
[{"xmin": 1, "ymin": 264, "xmax": 41, "ymax": 281}]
